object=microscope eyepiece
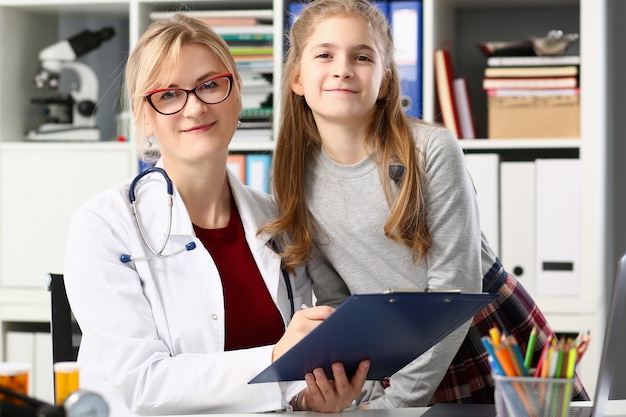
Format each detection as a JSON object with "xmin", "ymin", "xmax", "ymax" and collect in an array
[{"xmin": 68, "ymin": 27, "xmax": 116, "ymax": 58}]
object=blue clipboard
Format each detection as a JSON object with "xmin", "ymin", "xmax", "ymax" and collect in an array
[{"xmin": 249, "ymin": 291, "xmax": 498, "ymax": 383}]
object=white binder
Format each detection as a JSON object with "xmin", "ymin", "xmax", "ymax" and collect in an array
[
  {"xmin": 500, "ymin": 161, "xmax": 535, "ymax": 294},
  {"xmin": 535, "ymin": 159, "xmax": 580, "ymax": 296},
  {"xmin": 464, "ymin": 153, "xmax": 500, "ymax": 253}
]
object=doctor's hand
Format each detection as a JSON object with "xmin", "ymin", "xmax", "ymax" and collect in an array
[
  {"xmin": 272, "ymin": 305, "xmax": 335, "ymax": 362},
  {"xmin": 293, "ymin": 360, "xmax": 370, "ymax": 412}
]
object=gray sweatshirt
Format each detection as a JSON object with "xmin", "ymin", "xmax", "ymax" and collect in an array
[{"xmin": 305, "ymin": 121, "xmax": 494, "ymax": 408}]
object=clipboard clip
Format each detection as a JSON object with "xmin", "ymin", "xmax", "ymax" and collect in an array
[
  {"xmin": 383, "ymin": 287, "xmax": 462, "ymax": 294},
  {"xmin": 382, "ymin": 288, "xmax": 462, "ymax": 303}
]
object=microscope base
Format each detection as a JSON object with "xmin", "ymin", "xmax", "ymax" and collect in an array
[{"xmin": 27, "ymin": 124, "xmax": 100, "ymax": 141}]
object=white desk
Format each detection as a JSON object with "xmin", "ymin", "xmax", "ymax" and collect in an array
[
  {"xmin": 157, "ymin": 400, "xmax": 626, "ymax": 417},
  {"xmin": 161, "ymin": 409, "xmax": 430, "ymax": 417}
]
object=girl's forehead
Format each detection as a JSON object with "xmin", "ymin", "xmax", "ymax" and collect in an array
[{"xmin": 307, "ymin": 15, "xmax": 378, "ymax": 43}]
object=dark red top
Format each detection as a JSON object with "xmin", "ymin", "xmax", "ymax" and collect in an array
[{"xmin": 193, "ymin": 200, "xmax": 284, "ymax": 350}]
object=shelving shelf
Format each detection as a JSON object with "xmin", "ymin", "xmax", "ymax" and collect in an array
[
  {"xmin": 0, "ymin": 0, "xmax": 611, "ymax": 402},
  {"xmin": 422, "ymin": 0, "xmax": 605, "ymax": 396},
  {"xmin": 459, "ymin": 139, "xmax": 580, "ymax": 150}
]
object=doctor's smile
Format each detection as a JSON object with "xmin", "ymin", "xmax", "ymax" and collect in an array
[{"xmin": 180, "ymin": 122, "xmax": 215, "ymax": 134}]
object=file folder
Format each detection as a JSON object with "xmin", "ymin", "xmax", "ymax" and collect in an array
[
  {"xmin": 245, "ymin": 153, "xmax": 272, "ymax": 193},
  {"xmin": 500, "ymin": 161, "xmax": 535, "ymax": 293},
  {"xmin": 391, "ymin": 1, "xmax": 423, "ymax": 118},
  {"xmin": 249, "ymin": 291, "xmax": 498, "ymax": 383},
  {"xmin": 535, "ymin": 159, "xmax": 580, "ymax": 296},
  {"xmin": 464, "ymin": 153, "xmax": 500, "ymax": 253}
]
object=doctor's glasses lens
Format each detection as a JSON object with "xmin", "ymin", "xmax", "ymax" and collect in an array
[{"xmin": 145, "ymin": 73, "xmax": 233, "ymax": 115}]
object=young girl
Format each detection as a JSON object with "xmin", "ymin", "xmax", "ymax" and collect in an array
[
  {"xmin": 263, "ymin": 0, "xmax": 588, "ymax": 408},
  {"xmin": 64, "ymin": 14, "xmax": 368, "ymax": 414}
]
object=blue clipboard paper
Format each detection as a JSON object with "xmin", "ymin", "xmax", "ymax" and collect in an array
[{"xmin": 249, "ymin": 291, "xmax": 498, "ymax": 383}]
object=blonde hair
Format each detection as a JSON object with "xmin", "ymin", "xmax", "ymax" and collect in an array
[
  {"xmin": 262, "ymin": 0, "xmax": 431, "ymax": 270},
  {"xmin": 124, "ymin": 14, "xmax": 242, "ymax": 161}
]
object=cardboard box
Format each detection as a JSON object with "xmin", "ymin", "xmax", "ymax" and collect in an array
[{"xmin": 487, "ymin": 94, "xmax": 580, "ymax": 139}]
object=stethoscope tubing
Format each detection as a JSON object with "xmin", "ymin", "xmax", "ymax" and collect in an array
[
  {"xmin": 121, "ymin": 167, "xmax": 196, "ymax": 263},
  {"xmin": 120, "ymin": 167, "xmax": 295, "ymax": 316}
]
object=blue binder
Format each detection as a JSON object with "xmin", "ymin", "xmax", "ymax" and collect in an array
[
  {"xmin": 390, "ymin": 0, "xmax": 423, "ymax": 118},
  {"xmin": 245, "ymin": 153, "xmax": 272, "ymax": 193},
  {"xmin": 287, "ymin": 2, "xmax": 308, "ymax": 27},
  {"xmin": 249, "ymin": 291, "xmax": 498, "ymax": 383},
  {"xmin": 372, "ymin": 1, "xmax": 390, "ymax": 22}
]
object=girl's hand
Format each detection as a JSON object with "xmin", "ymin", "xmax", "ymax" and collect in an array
[{"xmin": 300, "ymin": 360, "xmax": 370, "ymax": 412}]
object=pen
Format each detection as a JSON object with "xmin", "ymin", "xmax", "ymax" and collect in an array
[
  {"xmin": 489, "ymin": 326, "xmax": 501, "ymax": 346},
  {"xmin": 541, "ymin": 341, "xmax": 555, "ymax": 378},
  {"xmin": 566, "ymin": 344, "xmax": 577, "ymax": 378},
  {"xmin": 549, "ymin": 347, "xmax": 560, "ymax": 378},
  {"xmin": 533, "ymin": 335, "xmax": 552, "ymax": 377},
  {"xmin": 576, "ymin": 330, "xmax": 591, "ymax": 361},
  {"xmin": 494, "ymin": 344, "xmax": 517, "ymax": 377},
  {"xmin": 554, "ymin": 345, "xmax": 564, "ymax": 378},
  {"xmin": 480, "ymin": 336, "xmax": 505, "ymax": 376},
  {"xmin": 510, "ymin": 337, "xmax": 529, "ymax": 376},
  {"xmin": 524, "ymin": 326, "xmax": 537, "ymax": 370}
]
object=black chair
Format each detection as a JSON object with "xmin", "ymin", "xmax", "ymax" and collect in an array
[{"xmin": 46, "ymin": 273, "xmax": 82, "ymax": 364}]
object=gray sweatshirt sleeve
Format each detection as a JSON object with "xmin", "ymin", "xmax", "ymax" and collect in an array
[
  {"xmin": 363, "ymin": 125, "xmax": 483, "ymax": 408},
  {"xmin": 307, "ymin": 242, "xmax": 351, "ymax": 308}
]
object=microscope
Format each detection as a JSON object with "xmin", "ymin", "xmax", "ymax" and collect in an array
[{"xmin": 27, "ymin": 26, "xmax": 115, "ymax": 141}]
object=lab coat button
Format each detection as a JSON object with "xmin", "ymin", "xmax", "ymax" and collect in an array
[{"xmin": 211, "ymin": 314, "xmax": 218, "ymax": 320}]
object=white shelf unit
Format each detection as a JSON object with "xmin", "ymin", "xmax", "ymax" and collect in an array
[
  {"xmin": 0, "ymin": 0, "xmax": 612, "ymax": 401},
  {"xmin": 420, "ymin": 0, "xmax": 606, "ymax": 396}
]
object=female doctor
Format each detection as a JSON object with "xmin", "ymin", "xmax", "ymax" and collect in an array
[{"xmin": 63, "ymin": 14, "xmax": 369, "ymax": 415}]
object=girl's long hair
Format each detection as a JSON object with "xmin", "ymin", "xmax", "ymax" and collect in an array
[{"xmin": 261, "ymin": 0, "xmax": 431, "ymax": 270}]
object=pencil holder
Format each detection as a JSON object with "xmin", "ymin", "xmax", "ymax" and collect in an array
[{"xmin": 493, "ymin": 374, "xmax": 574, "ymax": 417}]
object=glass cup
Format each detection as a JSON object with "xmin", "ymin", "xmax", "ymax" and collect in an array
[
  {"xmin": 54, "ymin": 361, "xmax": 80, "ymax": 405},
  {"xmin": 0, "ymin": 362, "xmax": 31, "ymax": 405}
]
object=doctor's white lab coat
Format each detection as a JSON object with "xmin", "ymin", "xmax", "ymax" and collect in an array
[{"xmin": 64, "ymin": 166, "xmax": 311, "ymax": 415}]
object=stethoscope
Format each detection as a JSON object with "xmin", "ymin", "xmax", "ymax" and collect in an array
[
  {"xmin": 119, "ymin": 166, "xmax": 296, "ymax": 317},
  {"xmin": 120, "ymin": 167, "xmax": 196, "ymax": 264}
]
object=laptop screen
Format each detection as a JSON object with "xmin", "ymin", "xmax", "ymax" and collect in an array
[
  {"xmin": 590, "ymin": 253, "xmax": 626, "ymax": 417},
  {"xmin": 608, "ymin": 254, "xmax": 626, "ymax": 400}
]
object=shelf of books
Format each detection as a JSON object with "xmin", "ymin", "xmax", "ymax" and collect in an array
[
  {"xmin": 149, "ymin": 8, "xmax": 276, "ymax": 152},
  {"xmin": 482, "ymin": 54, "xmax": 580, "ymax": 140},
  {"xmin": 435, "ymin": 49, "xmax": 581, "ymax": 143},
  {"xmin": 428, "ymin": 0, "xmax": 581, "ymax": 150}
]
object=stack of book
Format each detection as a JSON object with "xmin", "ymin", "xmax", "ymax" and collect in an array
[
  {"xmin": 235, "ymin": 72, "xmax": 273, "ymax": 142},
  {"xmin": 434, "ymin": 48, "xmax": 476, "ymax": 139},
  {"xmin": 150, "ymin": 10, "xmax": 275, "ymax": 143},
  {"xmin": 482, "ymin": 55, "xmax": 580, "ymax": 139},
  {"xmin": 206, "ymin": 12, "xmax": 274, "ymax": 142},
  {"xmin": 214, "ymin": 23, "xmax": 274, "ymax": 74}
]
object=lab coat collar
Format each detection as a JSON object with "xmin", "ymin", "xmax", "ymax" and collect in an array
[
  {"xmin": 139, "ymin": 160, "xmax": 287, "ymax": 319},
  {"xmin": 144, "ymin": 159, "xmax": 276, "ymax": 249}
]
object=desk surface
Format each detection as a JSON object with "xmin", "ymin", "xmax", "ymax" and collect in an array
[
  {"xmin": 159, "ymin": 400, "xmax": 626, "ymax": 417},
  {"xmin": 162, "ymin": 408, "xmax": 429, "ymax": 417}
]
